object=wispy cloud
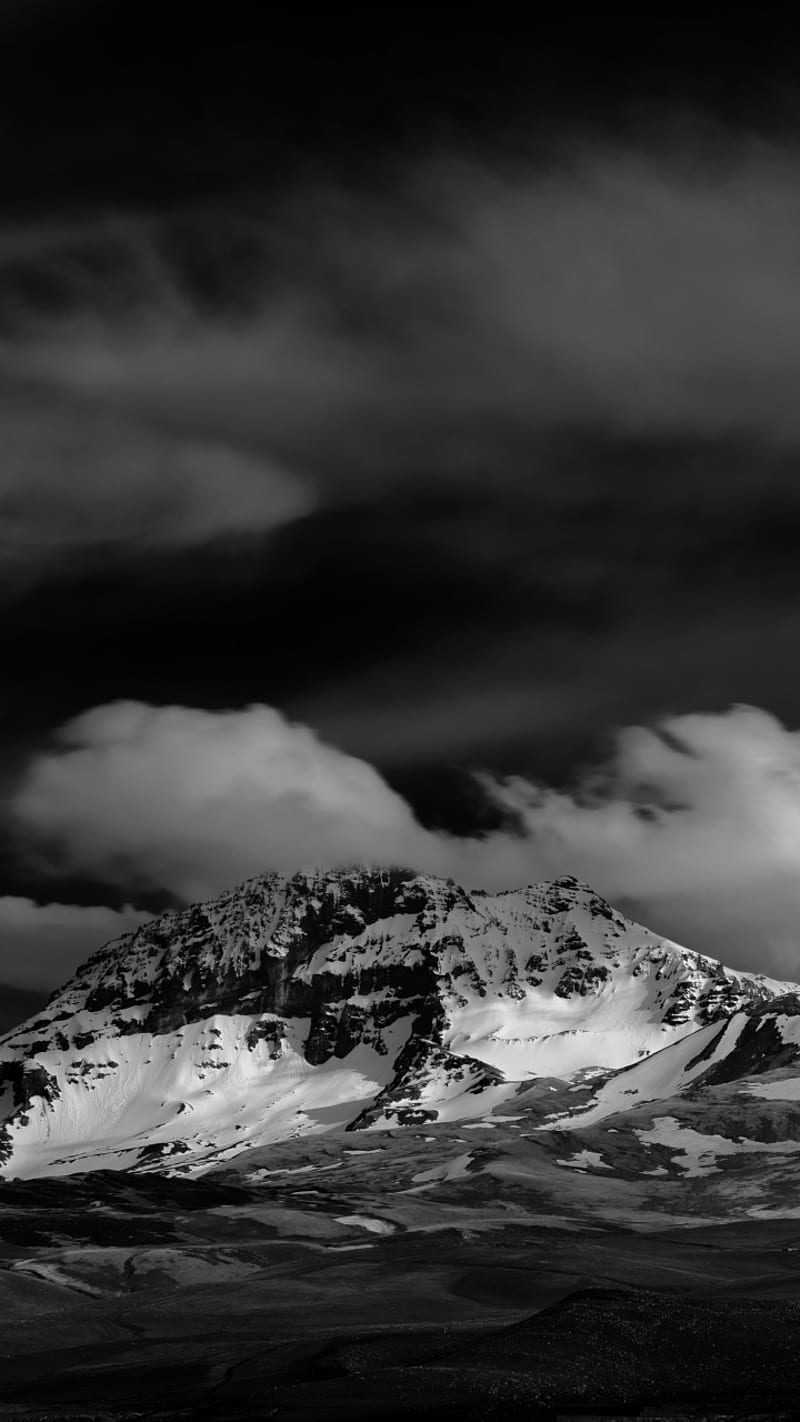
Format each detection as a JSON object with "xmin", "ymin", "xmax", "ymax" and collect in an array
[
  {"xmin": 0, "ymin": 396, "xmax": 311, "ymax": 584},
  {"xmin": 5, "ymin": 139, "xmax": 800, "ymax": 579}
]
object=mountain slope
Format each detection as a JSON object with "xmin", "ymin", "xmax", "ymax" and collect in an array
[
  {"xmin": 543, "ymin": 993, "xmax": 800, "ymax": 1132},
  {"xmin": 0, "ymin": 867, "xmax": 793, "ymax": 1178}
]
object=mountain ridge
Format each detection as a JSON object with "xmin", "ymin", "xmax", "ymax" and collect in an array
[{"xmin": 0, "ymin": 866, "xmax": 795, "ymax": 1178}]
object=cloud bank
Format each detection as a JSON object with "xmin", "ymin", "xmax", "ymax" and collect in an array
[{"xmin": 10, "ymin": 699, "xmax": 800, "ymax": 987}]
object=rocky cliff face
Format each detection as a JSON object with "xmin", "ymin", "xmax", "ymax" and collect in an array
[{"xmin": 0, "ymin": 867, "xmax": 793, "ymax": 1177}]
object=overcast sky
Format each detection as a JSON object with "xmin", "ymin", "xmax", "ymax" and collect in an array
[{"xmin": 5, "ymin": 10, "xmax": 800, "ymax": 1023}]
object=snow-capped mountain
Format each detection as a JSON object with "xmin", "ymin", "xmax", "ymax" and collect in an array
[
  {"xmin": 544, "ymin": 990, "xmax": 800, "ymax": 1132},
  {"xmin": 0, "ymin": 867, "xmax": 794, "ymax": 1178}
]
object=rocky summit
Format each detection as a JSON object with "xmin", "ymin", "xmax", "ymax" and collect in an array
[{"xmin": 0, "ymin": 867, "xmax": 793, "ymax": 1179}]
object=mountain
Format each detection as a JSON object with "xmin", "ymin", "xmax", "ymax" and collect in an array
[
  {"xmin": 0, "ymin": 867, "xmax": 794, "ymax": 1179},
  {"xmin": 516, "ymin": 990, "xmax": 800, "ymax": 1212},
  {"xmin": 544, "ymin": 990, "xmax": 800, "ymax": 1132}
]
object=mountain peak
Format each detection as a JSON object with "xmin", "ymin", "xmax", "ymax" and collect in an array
[{"xmin": 1, "ymin": 869, "xmax": 795, "ymax": 1178}]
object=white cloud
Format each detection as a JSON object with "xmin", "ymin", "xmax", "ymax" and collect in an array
[
  {"xmin": 0, "ymin": 897, "xmax": 149, "ymax": 992},
  {"xmin": 12, "ymin": 701, "xmax": 452, "ymax": 904},
  {"xmin": 482, "ymin": 705, "xmax": 800, "ymax": 978},
  {"xmin": 12, "ymin": 699, "xmax": 800, "ymax": 984}
]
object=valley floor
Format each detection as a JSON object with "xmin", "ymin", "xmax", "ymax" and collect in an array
[{"xmin": 2, "ymin": 1165, "xmax": 800, "ymax": 1420}]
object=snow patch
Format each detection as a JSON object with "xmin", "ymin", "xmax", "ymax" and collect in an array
[
  {"xmin": 555, "ymin": 1150, "xmax": 611, "ymax": 1171},
  {"xmin": 635, "ymin": 1116, "xmax": 800, "ymax": 1177},
  {"xmin": 334, "ymin": 1216, "xmax": 395, "ymax": 1234}
]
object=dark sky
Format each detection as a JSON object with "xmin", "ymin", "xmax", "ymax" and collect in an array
[{"xmin": 6, "ymin": 7, "xmax": 800, "ymax": 1007}]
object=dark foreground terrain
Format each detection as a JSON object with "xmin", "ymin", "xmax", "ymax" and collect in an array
[{"xmin": 1, "ymin": 1172, "xmax": 800, "ymax": 1420}]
